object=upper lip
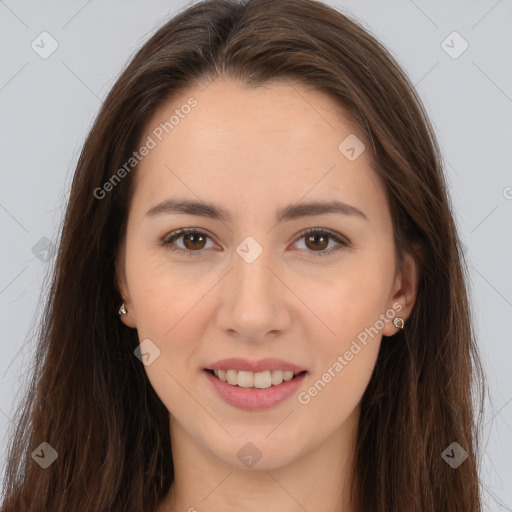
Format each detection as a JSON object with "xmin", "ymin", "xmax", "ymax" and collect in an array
[{"xmin": 205, "ymin": 357, "xmax": 307, "ymax": 373}]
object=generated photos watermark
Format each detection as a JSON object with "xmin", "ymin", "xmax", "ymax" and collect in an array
[
  {"xmin": 297, "ymin": 301, "xmax": 403, "ymax": 405},
  {"xmin": 93, "ymin": 97, "xmax": 198, "ymax": 200}
]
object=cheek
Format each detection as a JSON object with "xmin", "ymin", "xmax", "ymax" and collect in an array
[
  {"xmin": 299, "ymin": 256, "xmax": 389, "ymax": 403},
  {"xmin": 295, "ymin": 341, "xmax": 379, "ymax": 438},
  {"xmin": 125, "ymin": 244, "xmax": 200, "ymax": 336},
  {"xmin": 298, "ymin": 278, "xmax": 384, "ymax": 421},
  {"xmin": 124, "ymin": 248, "xmax": 208, "ymax": 414},
  {"xmin": 301, "ymin": 258, "xmax": 391, "ymax": 342}
]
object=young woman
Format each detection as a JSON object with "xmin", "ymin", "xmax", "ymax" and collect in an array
[{"xmin": 1, "ymin": 0, "xmax": 485, "ymax": 510}]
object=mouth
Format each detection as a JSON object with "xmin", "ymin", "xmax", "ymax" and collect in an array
[
  {"xmin": 204, "ymin": 368, "xmax": 308, "ymax": 389},
  {"xmin": 203, "ymin": 365, "xmax": 308, "ymax": 410}
]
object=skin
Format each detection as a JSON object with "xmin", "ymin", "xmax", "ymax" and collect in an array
[{"xmin": 116, "ymin": 76, "xmax": 419, "ymax": 512}]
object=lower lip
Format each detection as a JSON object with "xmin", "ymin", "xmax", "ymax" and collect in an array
[{"xmin": 204, "ymin": 370, "xmax": 307, "ymax": 410}]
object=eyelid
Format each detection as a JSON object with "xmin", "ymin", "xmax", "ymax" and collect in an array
[
  {"xmin": 294, "ymin": 227, "xmax": 350, "ymax": 246},
  {"xmin": 161, "ymin": 227, "xmax": 350, "ymax": 256},
  {"xmin": 161, "ymin": 227, "xmax": 218, "ymax": 251}
]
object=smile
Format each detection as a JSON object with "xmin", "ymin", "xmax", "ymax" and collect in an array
[
  {"xmin": 206, "ymin": 368, "xmax": 305, "ymax": 389},
  {"xmin": 204, "ymin": 368, "xmax": 307, "ymax": 410}
]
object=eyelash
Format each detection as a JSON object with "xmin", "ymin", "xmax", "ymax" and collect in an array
[{"xmin": 161, "ymin": 227, "xmax": 350, "ymax": 257}]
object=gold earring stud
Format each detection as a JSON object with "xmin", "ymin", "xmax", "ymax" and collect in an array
[{"xmin": 393, "ymin": 316, "xmax": 405, "ymax": 329}]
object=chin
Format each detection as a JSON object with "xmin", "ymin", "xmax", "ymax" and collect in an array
[{"xmin": 203, "ymin": 430, "xmax": 308, "ymax": 471}]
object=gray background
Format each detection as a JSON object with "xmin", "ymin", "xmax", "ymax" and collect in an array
[{"xmin": 0, "ymin": 0, "xmax": 511, "ymax": 509}]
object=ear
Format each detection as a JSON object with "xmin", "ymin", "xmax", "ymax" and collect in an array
[
  {"xmin": 115, "ymin": 250, "xmax": 138, "ymax": 329},
  {"xmin": 382, "ymin": 246, "xmax": 422, "ymax": 337}
]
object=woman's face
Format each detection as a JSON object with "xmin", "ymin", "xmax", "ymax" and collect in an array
[{"xmin": 117, "ymin": 76, "xmax": 417, "ymax": 470}]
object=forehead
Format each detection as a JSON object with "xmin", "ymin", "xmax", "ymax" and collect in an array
[
  {"xmin": 131, "ymin": 76, "xmax": 387, "ymax": 224},
  {"xmin": 144, "ymin": 76, "xmax": 368, "ymax": 156}
]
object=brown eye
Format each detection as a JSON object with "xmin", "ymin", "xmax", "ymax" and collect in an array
[
  {"xmin": 294, "ymin": 228, "xmax": 349, "ymax": 257},
  {"xmin": 304, "ymin": 232, "xmax": 329, "ymax": 251},
  {"xmin": 162, "ymin": 227, "xmax": 349, "ymax": 257},
  {"xmin": 182, "ymin": 232, "xmax": 207, "ymax": 250},
  {"xmin": 162, "ymin": 228, "xmax": 214, "ymax": 255}
]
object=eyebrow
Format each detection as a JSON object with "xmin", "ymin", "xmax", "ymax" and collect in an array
[{"xmin": 145, "ymin": 198, "xmax": 368, "ymax": 222}]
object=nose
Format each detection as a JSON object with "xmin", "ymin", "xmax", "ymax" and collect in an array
[{"xmin": 214, "ymin": 242, "xmax": 292, "ymax": 341}]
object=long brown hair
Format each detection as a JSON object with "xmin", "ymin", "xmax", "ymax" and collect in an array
[{"xmin": 1, "ymin": 0, "xmax": 485, "ymax": 510}]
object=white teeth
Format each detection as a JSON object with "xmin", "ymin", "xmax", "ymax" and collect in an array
[
  {"xmin": 253, "ymin": 371, "xmax": 272, "ymax": 389},
  {"xmin": 226, "ymin": 369, "xmax": 238, "ymax": 385},
  {"xmin": 271, "ymin": 370, "xmax": 283, "ymax": 385},
  {"xmin": 283, "ymin": 370, "xmax": 294, "ymax": 381},
  {"xmin": 237, "ymin": 371, "xmax": 254, "ymax": 388},
  {"xmin": 211, "ymin": 368, "xmax": 302, "ymax": 388}
]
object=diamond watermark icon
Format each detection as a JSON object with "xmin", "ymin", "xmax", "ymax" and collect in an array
[
  {"xmin": 338, "ymin": 134, "xmax": 365, "ymax": 161},
  {"xmin": 31, "ymin": 442, "xmax": 58, "ymax": 469},
  {"xmin": 237, "ymin": 442, "xmax": 262, "ymax": 468},
  {"xmin": 441, "ymin": 441, "xmax": 468, "ymax": 468},
  {"xmin": 31, "ymin": 31, "xmax": 59, "ymax": 60},
  {"xmin": 32, "ymin": 237, "xmax": 55, "ymax": 263},
  {"xmin": 134, "ymin": 338, "xmax": 161, "ymax": 366},
  {"xmin": 236, "ymin": 236, "xmax": 263, "ymax": 264},
  {"xmin": 441, "ymin": 31, "xmax": 469, "ymax": 59}
]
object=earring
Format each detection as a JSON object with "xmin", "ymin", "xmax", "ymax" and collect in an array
[
  {"xmin": 118, "ymin": 302, "xmax": 127, "ymax": 315},
  {"xmin": 393, "ymin": 316, "xmax": 405, "ymax": 329}
]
